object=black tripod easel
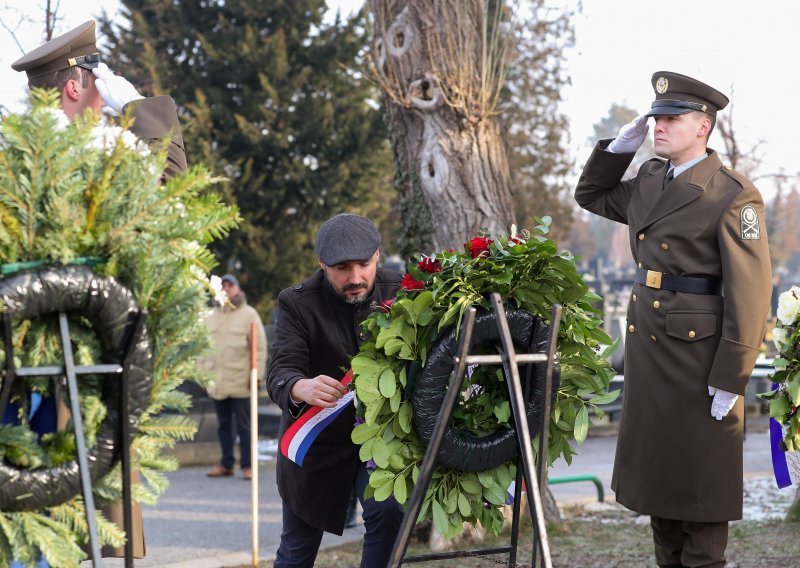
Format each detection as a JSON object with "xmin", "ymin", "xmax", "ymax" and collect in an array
[
  {"xmin": 0, "ymin": 310, "xmax": 145, "ymax": 568},
  {"xmin": 388, "ymin": 293, "xmax": 561, "ymax": 568}
]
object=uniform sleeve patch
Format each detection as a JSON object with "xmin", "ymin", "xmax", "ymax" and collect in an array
[{"xmin": 740, "ymin": 205, "xmax": 760, "ymax": 240}]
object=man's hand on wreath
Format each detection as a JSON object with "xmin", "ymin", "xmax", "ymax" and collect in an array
[
  {"xmin": 708, "ymin": 386, "xmax": 738, "ymax": 420},
  {"xmin": 290, "ymin": 375, "xmax": 348, "ymax": 408}
]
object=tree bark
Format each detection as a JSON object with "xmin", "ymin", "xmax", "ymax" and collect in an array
[{"xmin": 369, "ymin": 0, "xmax": 515, "ymax": 256}]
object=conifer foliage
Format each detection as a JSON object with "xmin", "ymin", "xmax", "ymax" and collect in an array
[
  {"xmin": 0, "ymin": 90, "xmax": 239, "ymax": 567},
  {"xmin": 100, "ymin": 1, "xmax": 395, "ymax": 315}
]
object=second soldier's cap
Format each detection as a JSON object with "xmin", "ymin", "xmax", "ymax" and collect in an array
[
  {"xmin": 11, "ymin": 20, "xmax": 101, "ymax": 80},
  {"xmin": 645, "ymin": 71, "xmax": 729, "ymax": 118},
  {"xmin": 315, "ymin": 213, "xmax": 381, "ymax": 267}
]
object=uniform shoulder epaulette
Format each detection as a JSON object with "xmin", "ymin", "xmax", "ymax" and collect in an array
[{"xmin": 719, "ymin": 164, "xmax": 748, "ymax": 188}]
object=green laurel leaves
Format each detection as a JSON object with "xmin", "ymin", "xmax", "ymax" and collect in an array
[{"xmin": 351, "ymin": 221, "xmax": 618, "ymax": 538}]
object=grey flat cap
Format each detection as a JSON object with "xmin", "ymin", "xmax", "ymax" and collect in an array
[
  {"xmin": 221, "ymin": 274, "xmax": 240, "ymax": 287},
  {"xmin": 316, "ymin": 213, "xmax": 381, "ymax": 266}
]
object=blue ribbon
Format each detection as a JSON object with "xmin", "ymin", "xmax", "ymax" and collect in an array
[{"xmin": 770, "ymin": 416, "xmax": 793, "ymax": 489}]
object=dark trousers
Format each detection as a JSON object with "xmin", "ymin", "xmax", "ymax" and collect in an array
[
  {"xmin": 651, "ymin": 516, "xmax": 728, "ymax": 568},
  {"xmin": 274, "ymin": 461, "xmax": 403, "ymax": 568},
  {"xmin": 213, "ymin": 397, "xmax": 251, "ymax": 469}
]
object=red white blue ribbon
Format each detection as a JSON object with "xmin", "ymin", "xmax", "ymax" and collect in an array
[{"xmin": 280, "ymin": 371, "xmax": 354, "ymax": 467}]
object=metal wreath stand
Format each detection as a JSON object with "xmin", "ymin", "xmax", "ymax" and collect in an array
[
  {"xmin": 389, "ymin": 293, "xmax": 562, "ymax": 568},
  {"xmin": 0, "ymin": 265, "xmax": 152, "ymax": 568}
]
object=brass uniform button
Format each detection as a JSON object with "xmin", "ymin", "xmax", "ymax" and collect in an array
[
  {"xmin": 638, "ymin": 262, "xmax": 643, "ymax": 268},
  {"xmin": 650, "ymin": 334, "xmax": 657, "ymax": 342},
  {"xmin": 661, "ymin": 242, "xmax": 669, "ymax": 250},
  {"xmin": 632, "ymin": 293, "xmax": 638, "ymax": 302},
  {"xmin": 638, "ymin": 233, "xmax": 645, "ymax": 241},
  {"xmin": 629, "ymin": 324, "xmax": 636, "ymax": 333},
  {"xmin": 653, "ymin": 300, "xmax": 660, "ymax": 309},
  {"xmin": 688, "ymin": 330, "xmax": 696, "ymax": 339}
]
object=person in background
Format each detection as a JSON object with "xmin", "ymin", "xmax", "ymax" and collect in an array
[{"xmin": 205, "ymin": 274, "xmax": 267, "ymax": 480}]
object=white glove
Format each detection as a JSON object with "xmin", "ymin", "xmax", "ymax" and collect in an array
[
  {"xmin": 708, "ymin": 386, "xmax": 738, "ymax": 420},
  {"xmin": 92, "ymin": 63, "xmax": 144, "ymax": 113},
  {"xmin": 607, "ymin": 114, "xmax": 649, "ymax": 154}
]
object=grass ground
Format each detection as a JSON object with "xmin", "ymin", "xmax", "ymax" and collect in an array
[{"xmin": 254, "ymin": 501, "xmax": 800, "ymax": 567}]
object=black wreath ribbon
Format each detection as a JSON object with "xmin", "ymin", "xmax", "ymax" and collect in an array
[
  {"xmin": 0, "ymin": 265, "xmax": 152, "ymax": 511},
  {"xmin": 411, "ymin": 309, "xmax": 560, "ymax": 472}
]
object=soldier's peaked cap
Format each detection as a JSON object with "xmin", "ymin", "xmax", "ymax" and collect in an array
[
  {"xmin": 11, "ymin": 20, "xmax": 100, "ymax": 80},
  {"xmin": 645, "ymin": 71, "xmax": 729, "ymax": 118}
]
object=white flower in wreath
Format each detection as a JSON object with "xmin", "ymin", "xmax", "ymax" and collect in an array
[
  {"xmin": 773, "ymin": 326, "xmax": 788, "ymax": 351},
  {"xmin": 209, "ymin": 274, "xmax": 226, "ymax": 306},
  {"xmin": 89, "ymin": 122, "xmax": 151, "ymax": 157},
  {"xmin": 40, "ymin": 107, "xmax": 70, "ymax": 131},
  {"xmin": 777, "ymin": 286, "xmax": 800, "ymax": 326}
]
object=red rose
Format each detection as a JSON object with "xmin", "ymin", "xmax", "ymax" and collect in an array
[
  {"xmin": 418, "ymin": 257, "xmax": 442, "ymax": 273},
  {"xmin": 466, "ymin": 236, "xmax": 494, "ymax": 259},
  {"xmin": 380, "ymin": 298, "xmax": 395, "ymax": 312},
  {"xmin": 400, "ymin": 273, "xmax": 425, "ymax": 291}
]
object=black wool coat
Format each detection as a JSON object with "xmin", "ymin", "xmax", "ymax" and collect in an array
[{"xmin": 267, "ymin": 267, "xmax": 402, "ymax": 534}]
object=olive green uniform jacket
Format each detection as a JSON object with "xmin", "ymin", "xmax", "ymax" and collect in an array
[{"xmin": 574, "ymin": 141, "xmax": 772, "ymax": 522}]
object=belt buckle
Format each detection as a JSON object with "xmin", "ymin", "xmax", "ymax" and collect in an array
[{"xmin": 645, "ymin": 270, "xmax": 662, "ymax": 289}]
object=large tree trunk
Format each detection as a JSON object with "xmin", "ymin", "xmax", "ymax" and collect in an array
[{"xmin": 369, "ymin": 0, "xmax": 516, "ymax": 256}]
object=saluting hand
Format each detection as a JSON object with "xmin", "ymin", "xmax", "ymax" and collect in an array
[
  {"xmin": 92, "ymin": 63, "xmax": 144, "ymax": 114},
  {"xmin": 291, "ymin": 375, "xmax": 348, "ymax": 408},
  {"xmin": 607, "ymin": 114, "xmax": 649, "ymax": 154}
]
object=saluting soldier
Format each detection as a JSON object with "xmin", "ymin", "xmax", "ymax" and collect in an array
[
  {"xmin": 12, "ymin": 20, "xmax": 187, "ymax": 179},
  {"xmin": 10, "ymin": 20, "xmax": 188, "ymax": 559},
  {"xmin": 575, "ymin": 71, "xmax": 772, "ymax": 567}
]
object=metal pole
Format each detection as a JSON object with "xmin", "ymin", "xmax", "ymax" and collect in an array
[
  {"xmin": 532, "ymin": 305, "xmax": 561, "ymax": 568},
  {"xmin": 388, "ymin": 307, "xmax": 477, "ymax": 568},
  {"xmin": 59, "ymin": 313, "xmax": 103, "ymax": 567},
  {"xmin": 489, "ymin": 295, "xmax": 552, "ymax": 568},
  {"xmin": 250, "ymin": 323, "xmax": 260, "ymax": 566}
]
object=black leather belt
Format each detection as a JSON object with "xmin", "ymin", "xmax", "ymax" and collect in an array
[{"xmin": 635, "ymin": 267, "xmax": 722, "ymax": 295}]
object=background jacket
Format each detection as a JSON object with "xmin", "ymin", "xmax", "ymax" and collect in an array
[
  {"xmin": 575, "ymin": 141, "xmax": 772, "ymax": 522},
  {"xmin": 205, "ymin": 293, "xmax": 267, "ymax": 400},
  {"xmin": 267, "ymin": 267, "xmax": 402, "ymax": 534}
]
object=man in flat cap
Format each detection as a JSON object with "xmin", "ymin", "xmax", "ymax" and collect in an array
[
  {"xmin": 12, "ymin": 20, "xmax": 187, "ymax": 178},
  {"xmin": 575, "ymin": 72, "xmax": 772, "ymax": 566},
  {"xmin": 267, "ymin": 213, "xmax": 403, "ymax": 567},
  {"xmin": 203, "ymin": 274, "xmax": 267, "ymax": 480}
]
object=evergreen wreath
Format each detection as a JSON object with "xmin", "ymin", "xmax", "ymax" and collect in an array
[
  {"xmin": 351, "ymin": 220, "xmax": 618, "ymax": 538},
  {"xmin": 0, "ymin": 90, "xmax": 239, "ymax": 567}
]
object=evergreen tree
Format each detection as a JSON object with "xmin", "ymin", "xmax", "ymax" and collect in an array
[{"xmin": 100, "ymin": 1, "xmax": 395, "ymax": 315}]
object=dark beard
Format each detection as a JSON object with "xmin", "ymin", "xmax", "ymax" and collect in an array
[{"xmin": 323, "ymin": 272, "xmax": 370, "ymax": 304}]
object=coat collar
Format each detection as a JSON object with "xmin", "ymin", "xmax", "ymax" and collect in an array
[{"xmin": 635, "ymin": 149, "xmax": 722, "ymax": 232}]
